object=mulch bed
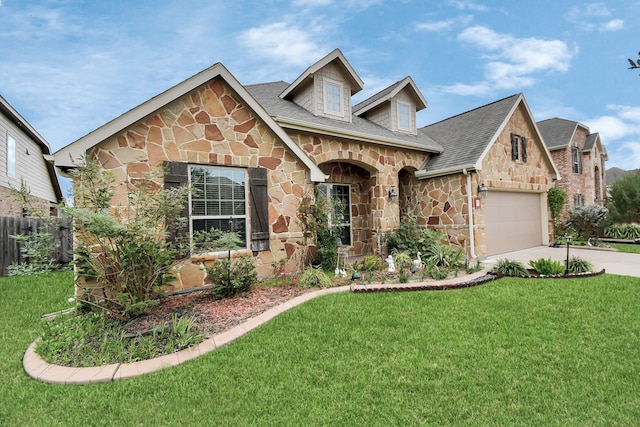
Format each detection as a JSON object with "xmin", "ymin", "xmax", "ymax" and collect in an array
[{"xmin": 123, "ymin": 286, "xmax": 313, "ymax": 338}]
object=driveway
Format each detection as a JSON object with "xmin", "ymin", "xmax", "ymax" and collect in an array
[{"xmin": 483, "ymin": 245, "xmax": 640, "ymax": 278}]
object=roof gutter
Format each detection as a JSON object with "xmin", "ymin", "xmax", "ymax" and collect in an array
[{"xmin": 415, "ymin": 163, "xmax": 478, "ymax": 179}]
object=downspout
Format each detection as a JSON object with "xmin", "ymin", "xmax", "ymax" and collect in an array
[{"xmin": 462, "ymin": 169, "xmax": 478, "ymax": 259}]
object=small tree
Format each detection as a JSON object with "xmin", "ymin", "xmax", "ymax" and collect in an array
[
  {"xmin": 548, "ymin": 187, "xmax": 567, "ymax": 238},
  {"xmin": 608, "ymin": 170, "xmax": 640, "ymax": 224},
  {"xmin": 567, "ymin": 204, "xmax": 609, "ymax": 242},
  {"xmin": 65, "ymin": 159, "xmax": 191, "ymax": 319}
]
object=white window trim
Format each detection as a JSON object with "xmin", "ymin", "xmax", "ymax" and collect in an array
[
  {"xmin": 397, "ymin": 101, "xmax": 411, "ymax": 131},
  {"xmin": 323, "ymin": 77, "xmax": 344, "ymax": 117},
  {"xmin": 7, "ymin": 133, "xmax": 16, "ymax": 177},
  {"xmin": 188, "ymin": 165, "xmax": 249, "ymax": 252},
  {"xmin": 320, "ymin": 183, "xmax": 352, "ymax": 246}
]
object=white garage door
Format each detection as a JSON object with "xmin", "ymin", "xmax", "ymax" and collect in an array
[{"xmin": 485, "ymin": 191, "xmax": 543, "ymax": 255}]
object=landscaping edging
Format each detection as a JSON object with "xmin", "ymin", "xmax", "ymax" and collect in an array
[{"xmin": 25, "ymin": 266, "xmax": 604, "ymax": 385}]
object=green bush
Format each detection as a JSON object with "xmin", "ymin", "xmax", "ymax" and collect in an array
[
  {"xmin": 392, "ymin": 252, "xmax": 413, "ymax": 270},
  {"xmin": 605, "ymin": 224, "xmax": 640, "ymax": 240},
  {"xmin": 567, "ymin": 256, "xmax": 594, "ymax": 274},
  {"xmin": 429, "ymin": 266, "xmax": 449, "ymax": 280},
  {"xmin": 206, "ymin": 255, "xmax": 258, "ymax": 300},
  {"xmin": 362, "ymin": 255, "xmax": 383, "ymax": 272},
  {"xmin": 299, "ymin": 267, "xmax": 332, "ymax": 289},
  {"xmin": 529, "ymin": 258, "xmax": 565, "ymax": 276},
  {"xmin": 423, "ymin": 240, "xmax": 463, "ymax": 269},
  {"xmin": 492, "ymin": 259, "xmax": 529, "ymax": 277}
]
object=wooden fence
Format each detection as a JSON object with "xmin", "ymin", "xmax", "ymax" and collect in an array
[{"xmin": 0, "ymin": 216, "xmax": 73, "ymax": 276}]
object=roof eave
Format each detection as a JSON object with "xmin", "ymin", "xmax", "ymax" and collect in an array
[
  {"xmin": 275, "ymin": 116, "xmax": 442, "ymax": 154},
  {"xmin": 415, "ymin": 163, "xmax": 479, "ymax": 179}
]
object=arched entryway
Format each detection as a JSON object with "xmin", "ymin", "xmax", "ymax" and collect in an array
[
  {"xmin": 318, "ymin": 161, "xmax": 373, "ymax": 256},
  {"xmin": 594, "ymin": 165, "xmax": 602, "ymax": 205}
]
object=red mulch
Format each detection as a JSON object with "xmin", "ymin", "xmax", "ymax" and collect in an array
[{"xmin": 124, "ymin": 285, "xmax": 314, "ymax": 338}]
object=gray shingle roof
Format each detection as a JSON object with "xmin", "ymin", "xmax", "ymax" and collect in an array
[
  {"xmin": 419, "ymin": 93, "xmax": 521, "ymax": 174},
  {"xmin": 583, "ymin": 132, "xmax": 598, "ymax": 151},
  {"xmin": 536, "ymin": 117, "xmax": 579, "ymax": 149},
  {"xmin": 245, "ymin": 81, "xmax": 442, "ymax": 152}
]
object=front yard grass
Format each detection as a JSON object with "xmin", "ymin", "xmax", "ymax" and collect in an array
[
  {"xmin": 609, "ymin": 242, "xmax": 640, "ymax": 254},
  {"xmin": 2, "ymin": 271, "xmax": 640, "ymax": 425}
]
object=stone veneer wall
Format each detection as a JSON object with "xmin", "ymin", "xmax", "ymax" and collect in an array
[
  {"xmin": 416, "ymin": 104, "xmax": 556, "ymax": 257},
  {"xmin": 285, "ymin": 131, "xmax": 429, "ymax": 255},
  {"xmin": 84, "ymin": 77, "xmax": 314, "ymax": 291},
  {"xmin": 477, "ymin": 104, "xmax": 555, "ymax": 252}
]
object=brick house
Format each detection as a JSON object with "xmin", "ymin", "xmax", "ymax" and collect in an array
[
  {"xmin": 1, "ymin": 94, "xmax": 63, "ymax": 217},
  {"xmin": 537, "ymin": 118, "xmax": 608, "ymax": 218},
  {"xmin": 54, "ymin": 49, "xmax": 558, "ymax": 289}
]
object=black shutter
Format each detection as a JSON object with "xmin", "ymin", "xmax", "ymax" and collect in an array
[
  {"xmin": 511, "ymin": 133, "xmax": 518, "ymax": 160},
  {"xmin": 522, "ymin": 137, "xmax": 528, "ymax": 162},
  {"xmin": 164, "ymin": 161, "xmax": 189, "ymax": 256},
  {"xmin": 249, "ymin": 167, "xmax": 270, "ymax": 251}
]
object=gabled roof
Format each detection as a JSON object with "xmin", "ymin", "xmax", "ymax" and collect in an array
[
  {"xmin": 54, "ymin": 63, "xmax": 327, "ymax": 182},
  {"xmin": 536, "ymin": 117, "xmax": 588, "ymax": 150},
  {"xmin": 417, "ymin": 93, "xmax": 559, "ymax": 179},
  {"xmin": 0, "ymin": 94, "xmax": 63, "ymax": 202},
  {"xmin": 353, "ymin": 76, "xmax": 427, "ymax": 116},
  {"xmin": 279, "ymin": 48, "xmax": 364, "ymax": 99},
  {"xmin": 247, "ymin": 81, "xmax": 442, "ymax": 153}
]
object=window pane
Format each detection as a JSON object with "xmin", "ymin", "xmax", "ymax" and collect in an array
[
  {"xmin": 7, "ymin": 135, "xmax": 16, "ymax": 176},
  {"xmin": 326, "ymin": 82, "xmax": 341, "ymax": 113},
  {"xmin": 190, "ymin": 166, "xmax": 247, "ymax": 249},
  {"xmin": 399, "ymin": 103, "xmax": 410, "ymax": 129}
]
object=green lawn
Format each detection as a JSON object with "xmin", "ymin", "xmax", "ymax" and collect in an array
[
  {"xmin": 2, "ymin": 271, "xmax": 640, "ymax": 426},
  {"xmin": 609, "ymin": 242, "xmax": 640, "ymax": 254}
]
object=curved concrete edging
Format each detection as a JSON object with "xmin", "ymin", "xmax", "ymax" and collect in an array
[{"xmin": 24, "ymin": 268, "xmax": 493, "ymax": 385}]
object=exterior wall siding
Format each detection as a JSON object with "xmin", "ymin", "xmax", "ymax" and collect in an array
[{"xmin": 1, "ymin": 112, "xmax": 58, "ymax": 217}]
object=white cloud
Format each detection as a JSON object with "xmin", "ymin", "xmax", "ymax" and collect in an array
[
  {"xmin": 442, "ymin": 26, "xmax": 573, "ymax": 94},
  {"xmin": 238, "ymin": 22, "xmax": 325, "ymax": 67},
  {"xmin": 584, "ymin": 105, "xmax": 640, "ymax": 170},
  {"xmin": 567, "ymin": 2, "xmax": 623, "ymax": 32},
  {"xmin": 292, "ymin": 0, "xmax": 333, "ymax": 6},
  {"xmin": 415, "ymin": 15, "xmax": 473, "ymax": 33},
  {"xmin": 601, "ymin": 19, "xmax": 624, "ymax": 32},
  {"xmin": 447, "ymin": 0, "xmax": 487, "ymax": 12}
]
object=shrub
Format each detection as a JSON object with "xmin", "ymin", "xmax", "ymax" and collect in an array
[
  {"xmin": 605, "ymin": 224, "xmax": 640, "ymax": 240},
  {"xmin": 64, "ymin": 159, "xmax": 192, "ymax": 319},
  {"xmin": 492, "ymin": 259, "xmax": 529, "ymax": 277},
  {"xmin": 567, "ymin": 256, "xmax": 594, "ymax": 274},
  {"xmin": 548, "ymin": 187, "xmax": 567, "ymax": 236},
  {"xmin": 429, "ymin": 266, "xmax": 449, "ymax": 280},
  {"xmin": 206, "ymin": 255, "xmax": 258, "ymax": 300},
  {"xmin": 362, "ymin": 255, "xmax": 383, "ymax": 272},
  {"xmin": 392, "ymin": 251, "xmax": 413, "ymax": 270},
  {"xmin": 299, "ymin": 267, "xmax": 332, "ymax": 289},
  {"xmin": 529, "ymin": 258, "xmax": 565, "ymax": 276},
  {"xmin": 567, "ymin": 204, "xmax": 609, "ymax": 242},
  {"xmin": 423, "ymin": 240, "xmax": 463, "ymax": 269}
]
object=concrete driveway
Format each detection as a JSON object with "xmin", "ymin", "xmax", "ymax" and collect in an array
[{"xmin": 483, "ymin": 245, "xmax": 640, "ymax": 278}]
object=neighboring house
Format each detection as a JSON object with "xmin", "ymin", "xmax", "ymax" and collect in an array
[
  {"xmin": 54, "ymin": 49, "xmax": 558, "ymax": 289},
  {"xmin": 537, "ymin": 118, "xmax": 608, "ymax": 217},
  {"xmin": 0, "ymin": 94, "xmax": 63, "ymax": 217}
]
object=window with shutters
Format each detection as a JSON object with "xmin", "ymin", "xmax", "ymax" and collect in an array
[
  {"xmin": 189, "ymin": 165, "xmax": 248, "ymax": 249},
  {"xmin": 510, "ymin": 133, "xmax": 527, "ymax": 163},
  {"xmin": 572, "ymin": 146, "xmax": 583, "ymax": 174}
]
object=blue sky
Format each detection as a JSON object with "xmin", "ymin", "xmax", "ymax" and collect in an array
[{"xmin": 1, "ymin": 0, "xmax": 639, "ymax": 182}]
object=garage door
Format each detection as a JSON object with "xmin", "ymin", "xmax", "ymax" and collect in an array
[{"xmin": 484, "ymin": 191, "xmax": 543, "ymax": 255}]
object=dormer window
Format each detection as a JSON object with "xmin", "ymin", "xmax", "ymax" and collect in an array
[
  {"xmin": 398, "ymin": 102, "xmax": 411, "ymax": 131},
  {"xmin": 324, "ymin": 78, "xmax": 343, "ymax": 116}
]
